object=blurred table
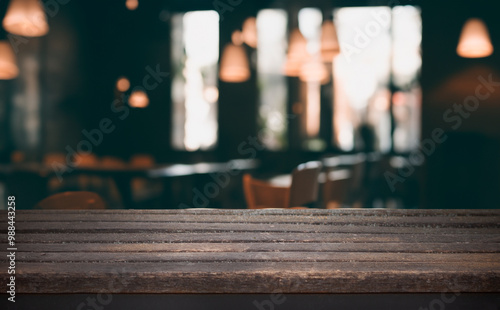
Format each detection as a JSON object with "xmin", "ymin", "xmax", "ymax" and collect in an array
[
  {"xmin": 268, "ymin": 169, "xmax": 351, "ymax": 187},
  {"xmin": 0, "ymin": 159, "xmax": 258, "ymax": 209}
]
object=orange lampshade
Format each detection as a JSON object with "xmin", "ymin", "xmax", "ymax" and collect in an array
[
  {"xmin": 116, "ymin": 77, "xmax": 130, "ymax": 92},
  {"xmin": 0, "ymin": 41, "xmax": 19, "ymax": 80},
  {"xmin": 242, "ymin": 17, "xmax": 258, "ymax": 48},
  {"xmin": 284, "ymin": 28, "xmax": 308, "ymax": 77},
  {"xmin": 219, "ymin": 43, "xmax": 250, "ymax": 83},
  {"xmin": 129, "ymin": 90, "xmax": 149, "ymax": 108},
  {"xmin": 299, "ymin": 60, "xmax": 330, "ymax": 84},
  {"xmin": 126, "ymin": 0, "xmax": 139, "ymax": 10},
  {"xmin": 320, "ymin": 20, "xmax": 340, "ymax": 62},
  {"xmin": 231, "ymin": 30, "xmax": 244, "ymax": 46},
  {"xmin": 457, "ymin": 18, "xmax": 493, "ymax": 58},
  {"xmin": 2, "ymin": 0, "xmax": 49, "ymax": 37}
]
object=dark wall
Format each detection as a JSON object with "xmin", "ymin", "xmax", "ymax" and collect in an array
[
  {"xmin": 421, "ymin": 0, "xmax": 500, "ymax": 208},
  {"xmin": 46, "ymin": 1, "xmax": 172, "ymax": 160}
]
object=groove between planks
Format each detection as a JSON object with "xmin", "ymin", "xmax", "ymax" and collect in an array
[
  {"xmin": 5, "ymin": 252, "xmax": 500, "ymax": 264},
  {"xmin": 6, "ymin": 242, "xmax": 500, "ymax": 253},
  {"xmin": 10, "ymin": 209, "xmax": 500, "ymax": 216}
]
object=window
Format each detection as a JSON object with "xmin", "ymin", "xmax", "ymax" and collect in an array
[
  {"xmin": 391, "ymin": 6, "xmax": 421, "ymax": 152},
  {"xmin": 333, "ymin": 6, "xmax": 422, "ymax": 152},
  {"xmin": 256, "ymin": 9, "xmax": 288, "ymax": 150},
  {"xmin": 171, "ymin": 11, "xmax": 219, "ymax": 151},
  {"xmin": 170, "ymin": 6, "xmax": 422, "ymax": 153},
  {"xmin": 253, "ymin": 6, "xmax": 422, "ymax": 153}
]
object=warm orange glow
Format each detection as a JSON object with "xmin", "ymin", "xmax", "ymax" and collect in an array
[
  {"xmin": 10, "ymin": 151, "xmax": 25, "ymax": 163},
  {"xmin": 284, "ymin": 28, "xmax": 308, "ymax": 77},
  {"xmin": 116, "ymin": 77, "xmax": 130, "ymax": 92},
  {"xmin": 130, "ymin": 154, "xmax": 154, "ymax": 167},
  {"xmin": 0, "ymin": 41, "xmax": 18, "ymax": 80},
  {"xmin": 320, "ymin": 20, "xmax": 340, "ymax": 62},
  {"xmin": 219, "ymin": 43, "xmax": 250, "ymax": 82},
  {"xmin": 305, "ymin": 82, "xmax": 321, "ymax": 137},
  {"xmin": 0, "ymin": 41, "xmax": 19, "ymax": 80},
  {"xmin": 299, "ymin": 60, "xmax": 330, "ymax": 84},
  {"xmin": 242, "ymin": 17, "xmax": 258, "ymax": 48},
  {"xmin": 73, "ymin": 153, "xmax": 98, "ymax": 167},
  {"xmin": 2, "ymin": 0, "xmax": 49, "ymax": 37},
  {"xmin": 129, "ymin": 90, "xmax": 149, "ymax": 108},
  {"xmin": 231, "ymin": 30, "xmax": 244, "ymax": 46},
  {"xmin": 457, "ymin": 18, "xmax": 493, "ymax": 58},
  {"xmin": 125, "ymin": 0, "xmax": 139, "ymax": 10},
  {"xmin": 392, "ymin": 91, "xmax": 406, "ymax": 106}
]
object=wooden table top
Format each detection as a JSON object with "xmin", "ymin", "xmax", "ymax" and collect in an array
[{"xmin": 1, "ymin": 209, "xmax": 499, "ymax": 294}]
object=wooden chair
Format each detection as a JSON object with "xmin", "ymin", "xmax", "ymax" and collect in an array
[
  {"xmin": 243, "ymin": 161, "xmax": 322, "ymax": 209},
  {"xmin": 322, "ymin": 169, "xmax": 351, "ymax": 209},
  {"xmin": 35, "ymin": 191, "xmax": 107, "ymax": 210},
  {"xmin": 243, "ymin": 174, "xmax": 290, "ymax": 209},
  {"xmin": 289, "ymin": 161, "xmax": 322, "ymax": 207}
]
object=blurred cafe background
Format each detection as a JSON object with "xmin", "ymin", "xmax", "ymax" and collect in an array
[{"xmin": 0, "ymin": 0, "xmax": 499, "ymax": 210}]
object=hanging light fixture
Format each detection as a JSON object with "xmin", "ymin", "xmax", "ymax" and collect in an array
[
  {"xmin": 242, "ymin": 17, "xmax": 258, "ymax": 48},
  {"xmin": 0, "ymin": 41, "xmax": 19, "ymax": 80},
  {"xmin": 284, "ymin": 28, "xmax": 308, "ymax": 77},
  {"xmin": 299, "ymin": 59, "xmax": 330, "ymax": 84},
  {"xmin": 219, "ymin": 30, "xmax": 250, "ymax": 83},
  {"xmin": 2, "ymin": 0, "xmax": 49, "ymax": 37},
  {"xmin": 116, "ymin": 77, "xmax": 130, "ymax": 92},
  {"xmin": 320, "ymin": 20, "xmax": 340, "ymax": 62},
  {"xmin": 125, "ymin": 0, "xmax": 139, "ymax": 11},
  {"xmin": 457, "ymin": 18, "xmax": 493, "ymax": 58},
  {"xmin": 129, "ymin": 90, "xmax": 149, "ymax": 108}
]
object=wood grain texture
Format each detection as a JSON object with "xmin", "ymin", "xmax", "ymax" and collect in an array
[{"xmin": 0, "ymin": 209, "xmax": 499, "ymax": 294}]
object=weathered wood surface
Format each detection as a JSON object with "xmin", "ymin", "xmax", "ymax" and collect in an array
[{"xmin": 0, "ymin": 209, "xmax": 499, "ymax": 294}]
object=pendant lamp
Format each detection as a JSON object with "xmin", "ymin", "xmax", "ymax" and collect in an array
[
  {"xmin": 457, "ymin": 18, "xmax": 493, "ymax": 58},
  {"xmin": 0, "ymin": 41, "xmax": 19, "ymax": 80},
  {"xmin": 219, "ymin": 31, "xmax": 250, "ymax": 83},
  {"xmin": 126, "ymin": 0, "xmax": 139, "ymax": 11},
  {"xmin": 320, "ymin": 20, "xmax": 340, "ymax": 62},
  {"xmin": 129, "ymin": 90, "xmax": 149, "ymax": 108},
  {"xmin": 284, "ymin": 28, "xmax": 308, "ymax": 77},
  {"xmin": 3, "ymin": 0, "xmax": 49, "ymax": 37},
  {"xmin": 116, "ymin": 77, "xmax": 130, "ymax": 92},
  {"xmin": 299, "ymin": 59, "xmax": 330, "ymax": 84},
  {"xmin": 242, "ymin": 17, "xmax": 257, "ymax": 48}
]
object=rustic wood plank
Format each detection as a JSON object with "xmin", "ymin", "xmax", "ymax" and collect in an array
[
  {"xmin": 6, "ymin": 221, "xmax": 500, "ymax": 234},
  {"xmin": 11, "ymin": 242, "xmax": 500, "ymax": 253},
  {"xmin": 13, "ymin": 232, "xmax": 500, "ymax": 244},
  {"xmin": 6, "ymin": 262, "xmax": 500, "ymax": 294}
]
